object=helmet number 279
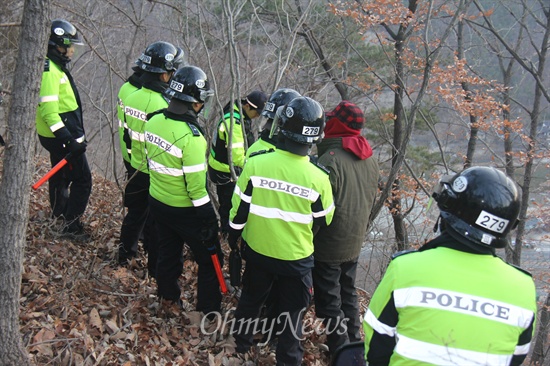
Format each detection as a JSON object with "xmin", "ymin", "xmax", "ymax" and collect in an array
[
  {"xmin": 475, "ymin": 210, "xmax": 509, "ymax": 234},
  {"xmin": 302, "ymin": 126, "xmax": 320, "ymax": 136}
]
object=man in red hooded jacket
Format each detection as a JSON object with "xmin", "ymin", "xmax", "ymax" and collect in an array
[{"xmin": 313, "ymin": 100, "xmax": 380, "ymax": 357}]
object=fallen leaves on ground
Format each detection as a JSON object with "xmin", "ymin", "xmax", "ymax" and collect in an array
[{"xmin": 22, "ymin": 159, "xmax": 368, "ymax": 365}]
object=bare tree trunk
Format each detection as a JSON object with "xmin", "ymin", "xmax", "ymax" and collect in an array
[
  {"xmin": 0, "ymin": 1, "xmax": 49, "ymax": 364},
  {"xmin": 457, "ymin": 20, "xmax": 479, "ymax": 169},
  {"xmin": 531, "ymin": 292, "xmax": 550, "ymax": 365}
]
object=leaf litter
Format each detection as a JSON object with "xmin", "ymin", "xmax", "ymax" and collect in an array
[{"xmin": 22, "ymin": 160, "xmax": 368, "ymax": 365}]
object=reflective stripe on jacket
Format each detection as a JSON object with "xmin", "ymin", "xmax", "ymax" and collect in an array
[
  {"xmin": 36, "ymin": 58, "xmax": 83, "ymax": 142},
  {"xmin": 229, "ymin": 149, "xmax": 335, "ymax": 261},
  {"xmin": 125, "ymin": 87, "xmax": 168, "ymax": 173},
  {"xmin": 145, "ymin": 111, "xmax": 209, "ymax": 208},
  {"xmin": 363, "ymin": 243, "xmax": 537, "ymax": 366},
  {"xmin": 117, "ymin": 80, "xmax": 140, "ymax": 163},
  {"xmin": 208, "ymin": 103, "xmax": 246, "ymax": 173}
]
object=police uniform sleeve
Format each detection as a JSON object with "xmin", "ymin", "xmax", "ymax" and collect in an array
[
  {"xmin": 228, "ymin": 114, "xmax": 246, "ymax": 169},
  {"xmin": 510, "ymin": 316, "xmax": 535, "ymax": 366},
  {"xmin": 363, "ymin": 260, "xmax": 399, "ymax": 365},
  {"xmin": 229, "ymin": 164, "xmax": 252, "ymax": 231},
  {"xmin": 183, "ymin": 129, "xmax": 211, "ymax": 209},
  {"xmin": 37, "ymin": 62, "xmax": 72, "ymax": 142},
  {"xmin": 311, "ymin": 168, "xmax": 335, "ymax": 227}
]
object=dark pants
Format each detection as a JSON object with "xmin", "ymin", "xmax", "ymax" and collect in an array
[
  {"xmin": 208, "ymin": 166, "xmax": 234, "ymax": 234},
  {"xmin": 119, "ymin": 171, "xmax": 158, "ymax": 276},
  {"xmin": 312, "ymin": 259, "xmax": 361, "ymax": 353},
  {"xmin": 123, "ymin": 159, "xmax": 135, "ymax": 180},
  {"xmin": 149, "ymin": 197, "xmax": 222, "ymax": 313},
  {"xmin": 233, "ymin": 261, "xmax": 312, "ymax": 366},
  {"xmin": 39, "ymin": 136, "xmax": 92, "ymax": 221}
]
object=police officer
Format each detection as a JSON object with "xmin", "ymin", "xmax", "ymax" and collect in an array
[
  {"xmin": 118, "ymin": 41, "xmax": 185, "ymax": 272},
  {"xmin": 228, "ymin": 97, "xmax": 335, "ymax": 366},
  {"xmin": 144, "ymin": 65, "xmax": 222, "ymax": 313},
  {"xmin": 208, "ymin": 90, "xmax": 267, "ymax": 235},
  {"xmin": 116, "ymin": 56, "xmax": 144, "ymax": 177},
  {"xmin": 36, "ymin": 19, "xmax": 91, "ymax": 238},
  {"xmin": 245, "ymin": 88, "xmax": 300, "ymax": 158},
  {"xmin": 363, "ymin": 166, "xmax": 537, "ymax": 365}
]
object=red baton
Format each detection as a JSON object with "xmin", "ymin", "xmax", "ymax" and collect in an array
[
  {"xmin": 211, "ymin": 253, "xmax": 228, "ymax": 294},
  {"xmin": 32, "ymin": 155, "xmax": 70, "ymax": 190}
]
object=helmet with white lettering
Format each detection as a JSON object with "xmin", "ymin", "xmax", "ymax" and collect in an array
[
  {"xmin": 262, "ymin": 88, "xmax": 301, "ymax": 120},
  {"xmin": 49, "ymin": 19, "xmax": 83, "ymax": 49},
  {"xmin": 165, "ymin": 66, "xmax": 214, "ymax": 104},
  {"xmin": 432, "ymin": 166, "xmax": 521, "ymax": 248},
  {"xmin": 276, "ymin": 96, "xmax": 325, "ymax": 145},
  {"xmin": 138, "ymin": 42, "xmax": 185, "ymax": 74}
]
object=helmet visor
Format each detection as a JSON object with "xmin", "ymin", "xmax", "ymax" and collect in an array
[
  {"xmin": 269, "ymin": 106, "xmax": 284, "ymax": 139},
  {"xmin": 200, "ymin": 89, "xmax": 215, "ymax": 118}
]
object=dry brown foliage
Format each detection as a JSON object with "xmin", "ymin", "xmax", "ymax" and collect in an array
[{"xmin": 21, "ymin": 158, "xmax": 369, "ymax": 365}]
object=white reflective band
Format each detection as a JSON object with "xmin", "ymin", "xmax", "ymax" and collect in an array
[
  {"xmin": 393, "ymin": 287, "xmax": 534, "ymax": 328},
  {"xmin": 514, "ymin": 343, "xmax": 531, "ymax": 355},
  {"xmin": 229, "ymin": 221, "xmax": 246, "ymax": 230},
  {"xmin": 145, "ymin": 132, "xmax": 182, "ymax": 158},
  {"xmin": 118, "ymin": 119, "xmax": 123, "ymax": 128},
  {"xmin": 364, "ymin": 309, "xmax": 396, "ymax": 337},
  {"xmin": 118, "ymin": 119, "xmax": 128, "ymax": 129},
  {"xmin": 125, "ymin": 106, "xmax": 147, "ymax": 121},
  {"xmin": 75, "ymin": 136, "xmax": 85, "ymax": 143},
  {"xmin": 232, "ymin": 142, "xmax": 245, "ymax": 148},
  {"xmin": 130, "ymin": 130, "xmax": 145, "ymax": 142},
  {"xmin": 148, "ymin": 160, "xmax": 183, "ymax": 176},
  {"xmin": 192, "ymin": 196, "xmax": 211, "ymax": 207},
  {"xmin": 49, "ymin": 121, "xmax": 65, "ymax": 132},
  {"xmin": 395, "ymin": 334, "xmax": 512, "ymax": 365},
  {"xmin": 40, "ymin": 95, "xmax": 59, "ymax": 103},
  {"xmin": 251, "ymin": 176, "xmax": 315, "ymax": 201},
  {"xmin": 309, "ymin": 190, "xmax": 320, "ymax": 202},
  {"xmin": 182, "ymin": 163, "xmax": 206, "ymax": 174},
  {"xmin": 313, "ymin": 202, "xmax": 334, "ymax": 218},
  {"xmin": 234, "ymin": 185, "xmax": 251, "ymax": 203},
  {"xmin": 249, "ymin": 204, "xmax": 312, "ymax": 224},
  {"xmin": 126, "ymin": 148, "xmax": 132, "ymax": 154}
]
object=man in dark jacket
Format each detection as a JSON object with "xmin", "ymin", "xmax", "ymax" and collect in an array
[{"xmin": 313, "ymin": 100, "xmax": 379, "ymax": 355}]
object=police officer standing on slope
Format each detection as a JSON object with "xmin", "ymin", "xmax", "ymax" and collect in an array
[
  {"xmin": 116, "ymin": 53, "xmax": 145, "ymax": 177},
  {"xmin": 144, "ymin": 65, "xmax": 222, "ymax": 313},
  {"xmin": 228, "ymin": 97, "xmax": 335, "ymax": 366},
  {"xmin": 36, "ymin": 19, "xmax": 91, "ymax": 239},
  {"xmin": 118, "ymin": 41, "xmax": 185, "ymax": 273},
  {"xmin": 245, "ymin": 88, "xmax": 301, "ymax": 158},
  {"xmin": 208, "ymin": 90, "xmax": 268, "ymax": 235},
  {"xmin": 363, "ymin": 166, "xmax": 537, "ymax": 365}
]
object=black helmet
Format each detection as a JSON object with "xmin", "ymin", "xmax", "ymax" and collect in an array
[
  {"xmin": 138, "ymin": 41, "xmax": 184, "ymax": 74},
  {"xmin": 262, "ymin": 88, "xmax": 301, "ymax": 119},
  {"xmin": 277, "ymin": 96, "xmax": 325, "ymax": 145},
  {"xmin": 165, "ymin": 66, "xmax": 214, "ymax": 103},
  {"xmin": 433, "ymin": 166, "xmax": 521, "ymax": 248},
  {"xmin": 49, "ymin": 19, "xmax": 83, "ymax": 48}
]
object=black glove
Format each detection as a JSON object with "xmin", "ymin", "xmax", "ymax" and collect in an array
[
  {"xmin": 200, "ymin": 219, "xmax": 219, "ymax": 254},
  {"xmin": 227, "ymin": 228, "xmax": 241, "ymax": 251},
  {"xmin": 229, "ymin": 248, "xmax": 242, "ymax": 287},
  {"xmin": 65, "ymin": 139, "xmax": 87, "ymax": 158}
]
